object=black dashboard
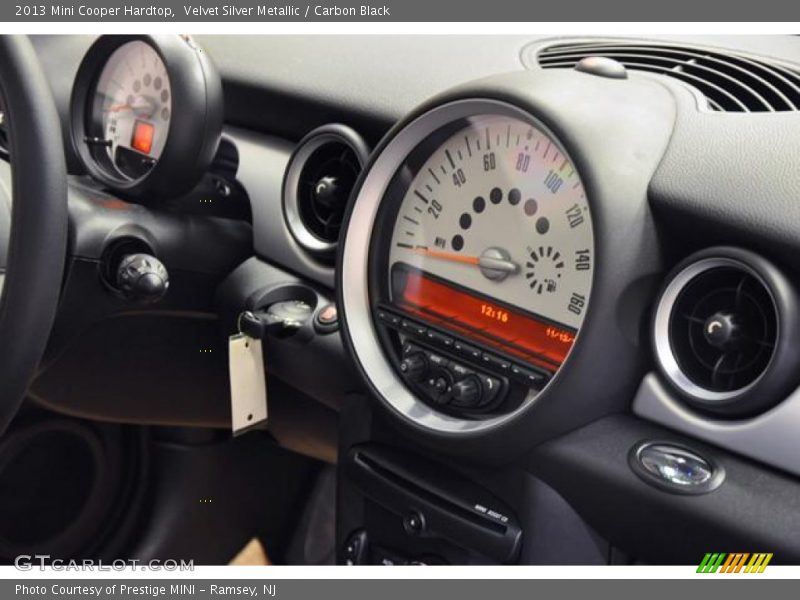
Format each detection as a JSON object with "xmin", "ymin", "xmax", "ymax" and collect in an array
[{"xmin": 14, "ymin": 33, "xmax": 800, "ymax": 566}]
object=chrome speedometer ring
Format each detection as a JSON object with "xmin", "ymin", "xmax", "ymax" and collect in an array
[{"xmin": 340, "ymin": 98, "xmax": 595, "ymax": 434}]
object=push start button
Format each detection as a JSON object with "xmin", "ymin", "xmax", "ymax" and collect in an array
[{"xmin": 314, "ymin": 303, "xmax": 339, "ymax": 333}]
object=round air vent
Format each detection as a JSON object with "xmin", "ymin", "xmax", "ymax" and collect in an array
[
  {"xmin": 283, "ymin": 124, "xmax": 369, "ymax": 258},
  {"xmin": 654, "ymin": 247, "xmax": 800, "ymax": 416}
]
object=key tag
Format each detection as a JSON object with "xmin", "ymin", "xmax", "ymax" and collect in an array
[{"xmin": 229, "ymin": 313, "xmax": 268, "ymax": 435}]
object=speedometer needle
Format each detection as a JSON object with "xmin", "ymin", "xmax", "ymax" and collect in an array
[
  {"xmin": 413, "ymin": 247, "xmax": 520, "ymax": 275},
  {"xmin": 413, "ymin": 248, "xmax": 480, "ymax": 266}
]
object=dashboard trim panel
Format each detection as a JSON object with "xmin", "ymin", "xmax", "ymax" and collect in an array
[{"xmin": 633, "ymin": 373, "xmax": 800, "ymax": 477}]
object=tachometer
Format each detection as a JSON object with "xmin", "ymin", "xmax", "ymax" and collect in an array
[
  {"xmin": 92, "ymin": 40, "xmax": 171, "ymax": 178},
  {"xmin": 71, "ymin": 35, "xmax": 223, "ymax": 199}
]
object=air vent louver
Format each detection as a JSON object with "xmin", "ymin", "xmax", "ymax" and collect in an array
[
  {"xmin": 653, "ymin": 249, "xmax": 800, "ymax": 417},
  {"xmin": 297, "ymin": 142, "xmax": 360, "ymax": 245},
  {"xmin": 283, "ymin": 124, "xmax": 368, "ymax": 258},
  {"xmin": 537, "ymin": 41, "xmax": 800, "ymax": 112},
  {"xmin": 669, "ymin": 266, "xmax": 776, "ymax": 393}
]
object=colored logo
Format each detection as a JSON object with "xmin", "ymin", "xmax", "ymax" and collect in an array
[{"xmin": 697, "ymin": 553, "xmax": 773, "ymax": 573}]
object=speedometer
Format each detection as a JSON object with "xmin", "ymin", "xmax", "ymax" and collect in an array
[
  {"xmin": 385, "ymin": 114, "xmax": 593, "ymax": 372},
  {"xmin": 341, "ymin": 99, "xmax": 596, "ymax": 427}
]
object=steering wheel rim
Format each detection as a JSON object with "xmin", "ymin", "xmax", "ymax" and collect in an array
[{"xmin": 0, "ymin": 36, "xmax": 68, "ymax": 434}]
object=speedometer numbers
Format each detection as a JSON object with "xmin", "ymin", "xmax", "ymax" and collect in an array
[{"xmin": 387, "ymin": 114, "xmax": 594, "ymax": 375}]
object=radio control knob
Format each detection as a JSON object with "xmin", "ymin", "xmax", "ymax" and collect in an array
[
  {"xmin": 451, "ymin": 375, "xmax": 482, "ymax": 408},
  {"xmin": 399, "ymin": 352, "xmax": 428, "ymax": 381},
  {"xmin": 427, "ymin": 369, "xmax": 453, "ymax": 405}
]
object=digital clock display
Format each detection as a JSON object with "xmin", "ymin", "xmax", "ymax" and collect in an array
[
  {"xmin": 393, "ymin": 266, "xmax": 577, "ymax": 371},
  {"xmin": 480, "ymin": 303, "xmax": 509, "ymax": 323}
]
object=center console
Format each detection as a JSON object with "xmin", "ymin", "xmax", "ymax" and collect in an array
[{"xmin": 338, "ymin": 443, "xmax": 523, "ymax": 565}]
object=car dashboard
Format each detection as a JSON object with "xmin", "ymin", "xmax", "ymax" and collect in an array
[{"xmin": 9, "ymin": 33, "xmax": 800, "ymax": 566}]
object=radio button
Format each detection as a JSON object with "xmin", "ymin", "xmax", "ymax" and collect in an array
[
  {"xmin": 510, "ymin": 364, "xmax": 547, "ymax": 387},
  {"xmin": 426, "ymin": 351, "xmax": 449, "ymax": 369},
  {"xmin": 377, "ymin": 309, "xmax": 401, "ymax": 327},
  {"xmin": 425, "ymin": 329, "xmax": 454, "ymax": 349},
  {"xmin": 449, "ymin": 362, "xmax": 473, "ymax": 378},
  {"xmin": 481, "ymin": 353, "xmax": 511, "ymax": 373},
  {"xmin": 476, "ymin": 373, "xmax": 502, "ymax": 405},
  {"xmin": 453, "ymin": 340, "xmax": 482, "ymax": 361},
  {"xmin": 400, "ymin": 319, "xmax": 426, "ymax": 337}
]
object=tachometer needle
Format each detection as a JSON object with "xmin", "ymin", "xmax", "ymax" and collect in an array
[
  {"xmin": 104, "ymin": 98, "xmax": 156, "ymax": 118},
  {"xmin": 103, "ymin": 103, "xmax": 133, "ymax": 112}
]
